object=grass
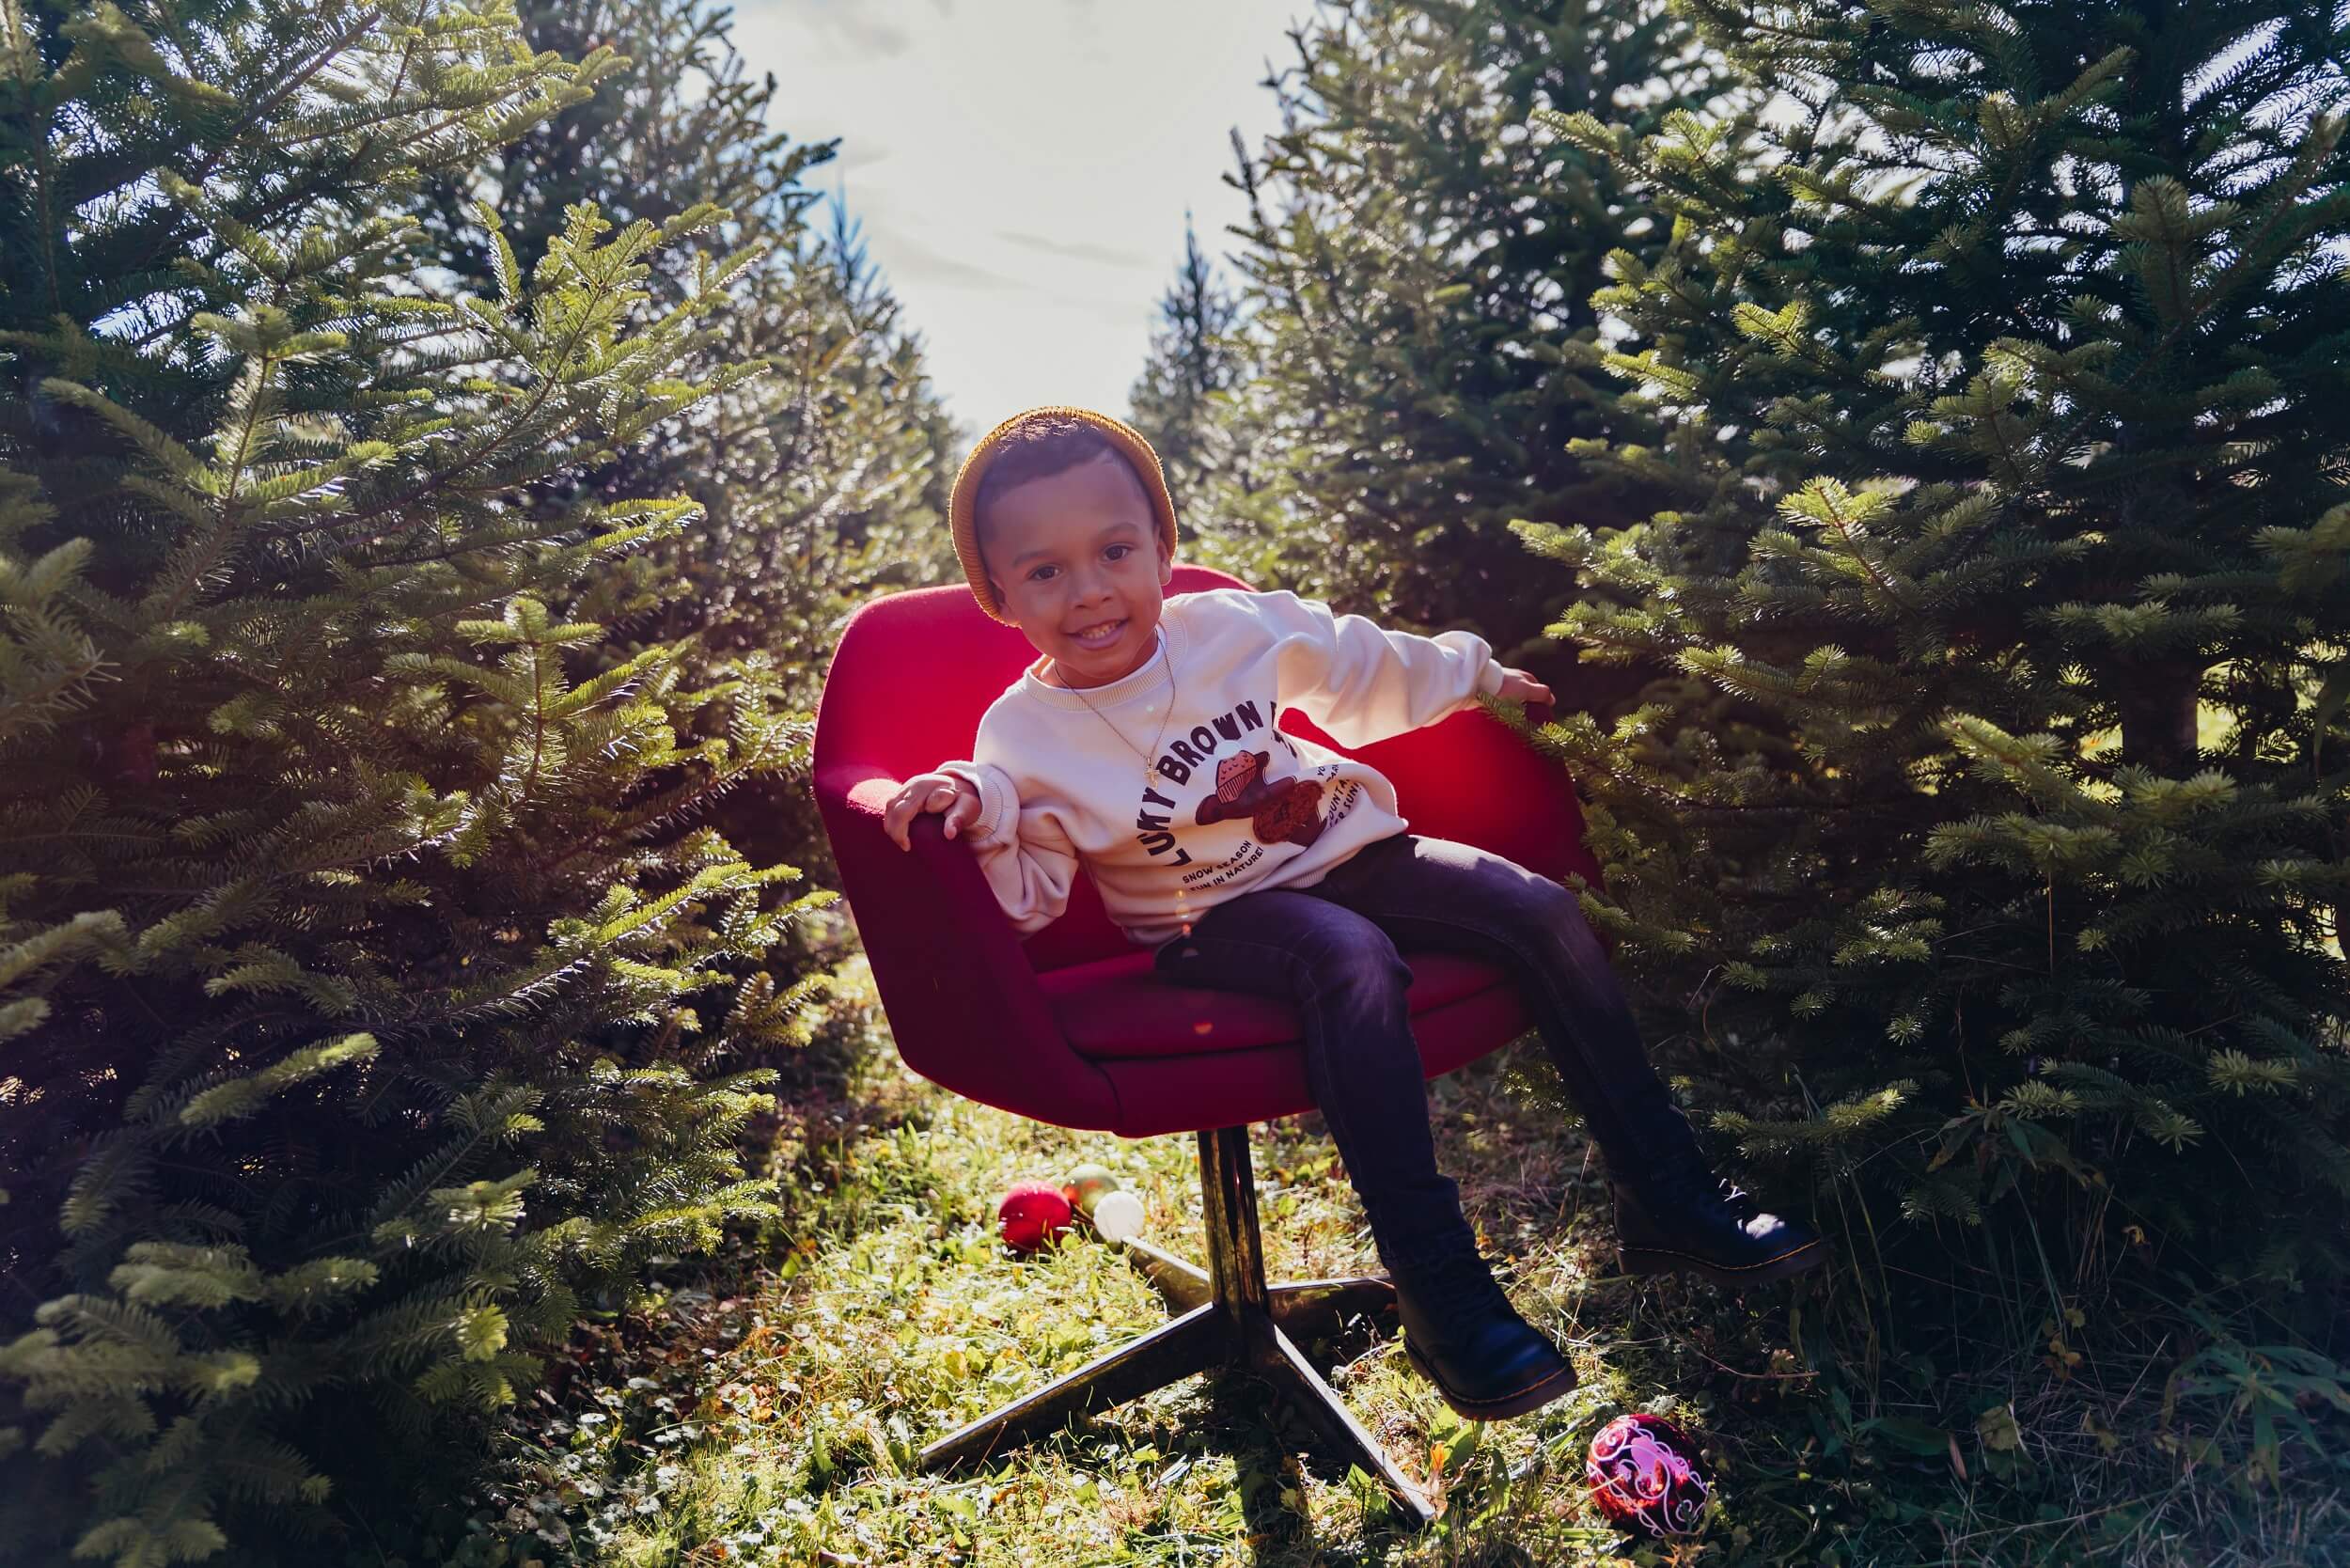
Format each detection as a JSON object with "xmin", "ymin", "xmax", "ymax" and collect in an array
[{"xmin": 441, "ymin": 957, "xmax": 2350, "ymax": 1568}]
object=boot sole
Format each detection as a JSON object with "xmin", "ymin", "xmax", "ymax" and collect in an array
[
  {"xmin": 1617, "ymin": 1235, "xmax": 1825, "ymax": 1288},
  {"xmin": 1401, "ymin": 1338, "xmax": 1579, "ymax": 1421}
]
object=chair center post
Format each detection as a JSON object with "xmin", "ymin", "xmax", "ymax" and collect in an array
[{"xmin": 1198, "ymin": 1127, "xmax": 1272, "ymax": 1338}]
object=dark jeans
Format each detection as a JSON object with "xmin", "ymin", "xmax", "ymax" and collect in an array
[{"xmin": 1152, "ymin": 832, "xmax": 1710, "ymax": 1272}]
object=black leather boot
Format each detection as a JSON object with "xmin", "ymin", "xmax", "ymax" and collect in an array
[
  {"xmin": 1612, "ymin": 1164, "xmax": 1826, "ymax": 1287},
  {"xmin": 1384, "ymin": 1236, "xmax": 1578, "ymax": 1421}
]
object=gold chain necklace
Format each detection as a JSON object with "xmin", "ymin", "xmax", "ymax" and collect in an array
[{"xmin": 1053, "ymin": 628, "xmax": 1175, "ymax": 788}]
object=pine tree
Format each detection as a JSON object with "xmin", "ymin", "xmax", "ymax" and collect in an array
[
  {"xmin": 0, "ymin": 2, "xmax": 857, "ymax": 1559},
  {"xmin": 1524, "ymin": 0, "xmax": 2350, "ymax": 1345},
  {"xmin": 474, "ymin": 0, "xmax": 964, "ymax": 670},
  {"xmin": 1128, "ymin": 212, "xmax": 1255, "ymax": 525},
  {"xmin": 417, "ymin": 0, "xmax": 965, "ymax": 878},
  {"xmin": 1189, "ymin": 0, "xmax": 1731, "ymax": 696}
]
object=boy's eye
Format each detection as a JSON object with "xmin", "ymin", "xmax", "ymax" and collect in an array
[{"xmin": 1030, "ymin": 542, "xmax": 1135, "ymax": 581}]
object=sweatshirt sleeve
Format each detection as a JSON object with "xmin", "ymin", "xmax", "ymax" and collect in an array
[
  {"xmin": 1255, "ymin": 588, "xmax": 1505, "ymax": 749},
  {"xmin": 931, "ymin": 756, "xmax": 1079, "ymax": 938}
]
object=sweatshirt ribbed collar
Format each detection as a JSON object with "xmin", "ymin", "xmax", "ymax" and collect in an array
[{"xmin": 1016, "ymin": 600, "xmax": 1190, "ymax": 712}]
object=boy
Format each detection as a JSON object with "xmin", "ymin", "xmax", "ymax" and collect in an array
[{"xmin": 884, "ymin": 406, "xmax": 1824, "ymax": 1421}]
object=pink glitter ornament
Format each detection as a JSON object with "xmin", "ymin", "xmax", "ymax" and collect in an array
[{"xmin": 1586, "ymin": 1412, "xmax": 1711, "ymax": 1536}]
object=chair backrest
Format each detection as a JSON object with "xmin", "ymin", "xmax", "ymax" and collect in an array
[{"xmin": 811, "ymin": 566, "xmax": 1603, "ymax": 973}]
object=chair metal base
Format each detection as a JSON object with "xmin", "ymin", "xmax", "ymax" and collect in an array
[{"xmin": 917, "ymin": 1126, "xmax": 1438, "ymax": 1529}]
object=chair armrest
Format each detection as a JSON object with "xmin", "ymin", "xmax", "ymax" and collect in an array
[{"xmin": 811, "ymin": 760, "xmax": 1126, "ymax": 1132}]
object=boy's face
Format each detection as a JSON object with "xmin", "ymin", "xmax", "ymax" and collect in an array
[{"xmin": 979, "ymin": 450, "xmax": 1176, "ymax": 689}]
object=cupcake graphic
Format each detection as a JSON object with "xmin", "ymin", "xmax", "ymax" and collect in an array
[{"xmin": 1194, "ymin": 748, "xmax": 1326, "ymax": 848}]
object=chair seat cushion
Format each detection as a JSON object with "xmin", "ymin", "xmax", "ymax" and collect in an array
[{"xmin": 1043, "ymin": 948, "xmax": 1513, "ymax": 1061}]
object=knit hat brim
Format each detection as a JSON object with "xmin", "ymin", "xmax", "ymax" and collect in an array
[{"xmin": 948, "ymin": 405, "xmax": 1180, "ymax": 626}]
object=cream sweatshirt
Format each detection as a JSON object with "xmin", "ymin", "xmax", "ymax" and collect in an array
[{"xmin": 934, "ymin": 587, "xmax": 1505, "ymax": 949}]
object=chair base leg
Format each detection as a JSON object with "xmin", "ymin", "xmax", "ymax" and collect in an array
[
  {"xmin": 916, "ymin": 1285, "xmax": 1434, "ymax": 1529},
  {"xmin": 1245, "ymin": 1309, "xmax": 1434, "ymax": 1529},
  {"xmin": 1123, "ymin": 1232, "xmax": 1400, "ymax": 1339},
  {"xmin": 916, "ymin": 1128, "xmax": 1434, "ymax": 1529},
  {"xmin": 917, "ymin": 1300, "xmax": 1226, "ymax": 1473},
  {"xmin": 1267, "ymin": 1273, "xmax": 1400, "ymax": 1342}
]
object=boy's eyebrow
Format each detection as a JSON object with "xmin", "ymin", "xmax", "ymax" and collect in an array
[{"xmin": 1009, "ymin": 518, "xmax": 1143, "ymax": 569}]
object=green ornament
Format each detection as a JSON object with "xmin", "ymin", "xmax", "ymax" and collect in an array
[{"xmin": 1062, "ymin": 1163, "xmax": 1120, "ymax": 1215}]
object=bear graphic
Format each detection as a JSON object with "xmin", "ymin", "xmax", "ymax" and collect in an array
[{"xmin": 1194, "ymin": 748, "xmax": 1325, "ymax": 847}]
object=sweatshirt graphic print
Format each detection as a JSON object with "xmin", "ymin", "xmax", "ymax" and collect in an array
[{"xmin": 934, "ymin": 587, "xmax": 1505, "ymax": 949}]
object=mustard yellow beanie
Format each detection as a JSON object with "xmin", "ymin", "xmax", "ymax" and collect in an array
[{"xmin": 949, "ymin": 405, "xmax": 1180, "ymax": 626}]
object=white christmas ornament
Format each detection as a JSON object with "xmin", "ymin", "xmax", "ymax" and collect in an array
[{"xmin": 1090, "ymin": 1189, "xmax": 1145, "ymax": 1243}]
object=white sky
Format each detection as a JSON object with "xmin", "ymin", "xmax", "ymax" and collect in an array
[{"xmin": 734, "ymin": 0, "xmax": 1313, "ymax": 447}]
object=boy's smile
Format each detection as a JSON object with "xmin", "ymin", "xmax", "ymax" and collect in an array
[{"xmin": 979, "ymin": 449, "xmax": 1176, "ymax": 689}]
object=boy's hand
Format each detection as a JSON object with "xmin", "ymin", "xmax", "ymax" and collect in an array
[
  {"xmin": 1493, "ymin": 666, "xmax": 1553, "ymax": 709},
  {"xmin": 884, "ymin": 771, "xmax": 982, "ymax": 851}
]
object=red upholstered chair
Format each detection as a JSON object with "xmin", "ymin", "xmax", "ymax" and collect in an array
[{"xmin": 808, "ymin": 566, "xmax": 1601, "ymax": 1527}]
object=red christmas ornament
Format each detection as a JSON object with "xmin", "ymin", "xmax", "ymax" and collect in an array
[
  {"xmin": 1586, "ymin": 1412, "xmax": 1711, "ymax": 1537},
  {"xmin": 996, "ymin": 1180, "xmax": 1074, "ymax": 1253}
]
